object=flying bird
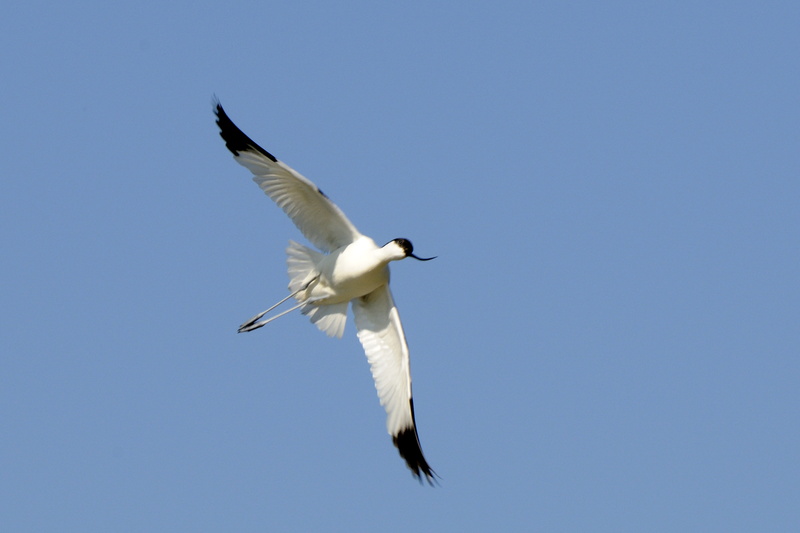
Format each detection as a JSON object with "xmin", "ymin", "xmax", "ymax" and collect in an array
[{"xmin": 214, "ymin": 102, "xmax": 437, "ymax": 484}]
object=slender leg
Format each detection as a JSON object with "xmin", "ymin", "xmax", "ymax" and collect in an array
[
  {"xmin": 238, "ymin": 292, "xmax": 298, "ymax": 331},
  {"xmin": 238, "ymin": 301, "xmax": 308, "ymax": 333},
  {"xmin": 237, "ymin": 276, "xmax": 318, "ymax": 333}
]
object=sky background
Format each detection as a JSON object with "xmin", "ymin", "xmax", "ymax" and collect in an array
[{"xmin": 2, "ymin": 1, "xmax": 799, "ymax": 531}]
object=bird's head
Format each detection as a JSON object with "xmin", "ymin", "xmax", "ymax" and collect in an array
[{"xmin": 387, "ymin": 238, "xmax": 437, "ymax": 261}]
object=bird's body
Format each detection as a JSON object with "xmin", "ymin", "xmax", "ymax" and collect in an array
[
  {"xmin": 214, "ymin": 102, "xmax": 436, "ymax": 484},
  {"xmin": 302, "ymin": 236, "xmax": 393, "ymax": 306}
]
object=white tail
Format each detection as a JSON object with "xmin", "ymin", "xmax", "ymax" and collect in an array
[
  {"xmin": 287, "ymin": 240, "xmax": 323, "ymax": 293},
  {"xmin": 286, "ymin": 240, "xmax": 349, "ymax": 338}
]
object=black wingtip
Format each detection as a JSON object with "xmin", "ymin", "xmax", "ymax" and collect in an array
[
  {"xmin": 213, "ymin": 100, "xmax": 278, "ymax": 162},
  {"xmin": 393, "ymin": 429, "xmax": 438, "ymax": 486},
  {"xmin": 392, "ymin": 398, "xmax": 438, "ymax": 486}
]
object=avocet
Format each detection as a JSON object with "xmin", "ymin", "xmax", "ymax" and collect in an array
[{"xmin": 215, "ymin": 102, "xmax": 437, "ymax": 484}]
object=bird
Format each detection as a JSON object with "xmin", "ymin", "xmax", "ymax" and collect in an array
[{"xmin": 214, "ymin": 101, "xmax": 437, "ymax": 484}]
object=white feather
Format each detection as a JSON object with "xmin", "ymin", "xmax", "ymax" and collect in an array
[{"xmin": 352, "ymin": 285, "xmax": 414, "ymax": 436}]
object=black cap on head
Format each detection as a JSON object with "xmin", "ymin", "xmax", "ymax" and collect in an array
[{"xmin": 392, "ymin": 238, "xmax": 436, "ymax": 261}]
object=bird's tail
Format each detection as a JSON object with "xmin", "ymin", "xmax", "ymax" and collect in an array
[
  {"xmin": 286, "ymin": 240, "xmax": 324, "ymax": 293},
  {"xmin": 286, "ymin": 241, "xmax": 348, "ymax": 338}
]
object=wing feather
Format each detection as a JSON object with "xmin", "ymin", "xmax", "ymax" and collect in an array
[
  {"xmin": 215, "ymin": 103, "xmax": 361, "ymax": 252},
  {"xmin": 352, "ymin": 285, "xmax": 436, "ymax": 484}
]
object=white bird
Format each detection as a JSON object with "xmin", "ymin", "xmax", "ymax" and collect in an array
[{"xmin": 215, "ymin": 102, "xmax": 437, "ymax": 484}]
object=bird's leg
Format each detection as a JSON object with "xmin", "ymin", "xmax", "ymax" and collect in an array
[
  {"xmin": 237, "ymin": 276, "xmax": 318, "ymax": 333},
  {"xmin": 238, "ymin": 292, "xmax": 297, "ymax": 331},
  {"xmin": 238, "ymin": 301, "xmax": 307, "ymax": 332}
]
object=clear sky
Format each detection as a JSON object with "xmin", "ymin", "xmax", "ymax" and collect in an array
[{"xmin": 2, "ymin": 1, "xmax": 799, "ymax": 531}]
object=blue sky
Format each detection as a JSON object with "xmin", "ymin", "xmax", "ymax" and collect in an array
[{"xmin": 2, "ymin": 1, "xmax": 799, "ymax": 531}]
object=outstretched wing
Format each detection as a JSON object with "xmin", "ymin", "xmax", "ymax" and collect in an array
[
  {"xmin": 352, "ymin": 284, "xmax": 436, "ymax": 484},
  {"xmin": 215, "ymin": 102, "xmax": 361, "ymax": 253}
]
